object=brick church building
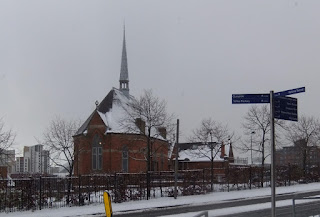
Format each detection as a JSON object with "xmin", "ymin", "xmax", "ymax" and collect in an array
[{"xmin": 73, "ymin": 29, "xmax": 169, "ymax": 175}]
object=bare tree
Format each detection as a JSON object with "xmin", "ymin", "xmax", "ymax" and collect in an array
[
  {"xmin": 285, "ymin": 115, "xmax": 320, "ymax": 175},
  {"xmin": 0, "ymin": 119, "xmax": 15, "ymax": 166},
  {"xmin": 242, "ymin": 105, "xmax": 270, "ymax": 167},
  {"xmin": 121, "ymin": 89, "xmax": 174, "ymax": 199},
  {"xmin": 42, "ymin": 116, "xmax": 81, "ymax": 204},
  {"xmin": 0, "ymin": 119, "xmax": 15, "ymax": 177},
  {"xmin": 42, "ymin": 116, "xmax": 81, "ymax": 177},
  {"xmin": 240, "ymin": 105, "xmax": 284, "ymax": 187},
  {"xmin": 0, "ymin": 119, "xmax": 15, "ymax": 151},
  {"xmin": 189, "ymin": 118, "xmax": 232, "ymax": 191}
]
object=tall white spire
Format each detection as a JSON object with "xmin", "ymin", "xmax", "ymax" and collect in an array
[{"xmin": 119, "ymin": 25, "xmax": 129, "ymax": 97}]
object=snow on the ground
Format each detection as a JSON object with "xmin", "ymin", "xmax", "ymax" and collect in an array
[{"xmin": 4, "ymin": 182, "xmax": 320, "ymax": 217}]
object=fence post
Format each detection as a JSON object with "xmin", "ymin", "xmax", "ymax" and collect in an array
[
  {"xmin": 270, "ymin": 164, "xmax": 272, "ymax": 187},
  {"xmin": 114, "ymin": 173, "xmax": 117, "ymax": 202},
  {"xmin": 160, "ymin": 172, "xmax": 162, "ymax": 197},
  {"xmin": 202, "ymin": 169, "xmax": 205, "ymax": 192},
  {"xmin": 78, "ymin": 175, "xmax": 81, "ymax": 206},
  {"xmin": 288, "ymin": 164, "xmax": 291, "ymax": 186},
  {"xmin": 39, "ymin": 176, "xmax": 42, "ymax": 210},
  {"xmin": 227, "ymin": 166, "xmax": 230, "ymax": 192},
  {"xmin": 5, "ymin": 179, "xmax": 7, "ymax": 211},
  {"xmin": 152, "ymin": 172, "xmax": 156, "ymax": 198},
  {"xmin": 249, "ymin": 166, "xmax": 252, "ymax": 190},
  {"xmin": 20, "ymin": 180, "xmax": 24, "ymax": 211}
]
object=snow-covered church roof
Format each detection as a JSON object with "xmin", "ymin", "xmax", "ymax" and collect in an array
[
  {"xmin": 75, "ymin": 87, "xmax": 168, "ymax": 142},
  {"xmin": 75, "ymin": 88, "xmax": 134, "ymax": 136}
]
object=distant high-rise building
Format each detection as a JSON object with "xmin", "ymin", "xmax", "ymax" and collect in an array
[
  {"xmin": 15, "ymin": 157, "xmax": 29, "ymax": 173},
  {"xmin": 21, "ymin": 144, "xmax": 50, "ymax": 174}
]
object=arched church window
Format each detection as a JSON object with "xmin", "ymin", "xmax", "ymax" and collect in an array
[
  {"xmin": 92, "ymin": 135, "xmax": 102, "ymax": 170},
  {"xmin": 160, "ymin": 153, "xmax": 164, "ymax": 171},
  {"xmin": 122, "ymin": 146, "xmax": 128, "ymax": 172}
]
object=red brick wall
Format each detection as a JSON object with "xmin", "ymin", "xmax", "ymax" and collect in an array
[
  {"xmin": 0, "ymin": 166, "xmax": 7, "ymax": 179},
  {"xmin": 74, "ymin": 111, "xmax": 169, "ymax": 175}
]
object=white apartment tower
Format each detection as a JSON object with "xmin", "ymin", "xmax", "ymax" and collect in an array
[
  {"xmin": 23, "ymin": 144, "xmax": 49, "ymax": 174},
  {"xmin": 15, "ymin": 157, "xmax": 29, "ymax": 173}
]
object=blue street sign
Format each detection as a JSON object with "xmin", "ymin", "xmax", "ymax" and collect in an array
[
  {"xmin": 274, "ymin": 87, "xmax": 305, "ymax": 97},
  {"xmin": 274, "ymin": 96, "xmax": 298, "ymax": 121},
  {"xmin": 232, "ymin": 94, "xmax": 270, "ymax": 104}
]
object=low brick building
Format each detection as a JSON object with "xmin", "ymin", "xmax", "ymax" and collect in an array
[
  {"xmin": 73, "ymin": 93, "xmax": 169, "ymax": 175},
  {"xmin": 172, "ymin": 142, "xmax": 235, "ymax": 181},
  {"xmin": 276, "ymin": 139, "xmax": 320, "ymax": 169}
]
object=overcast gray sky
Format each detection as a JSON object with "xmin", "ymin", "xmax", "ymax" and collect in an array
[{"xmin": 0, "ymin": 1, "xmax": 319, "ymax": 156}]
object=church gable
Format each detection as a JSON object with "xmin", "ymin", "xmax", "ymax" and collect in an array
[
  {"xmin": 97, "ymin": 88, "xmax": 135, "ymax": 133},
  {"xmin": 87, "ymin": 111, "xmax": 107, "ymax": 134},
  {"xmin": 74, "ymin": 88, "xmax": 131, "ymax": 136}
]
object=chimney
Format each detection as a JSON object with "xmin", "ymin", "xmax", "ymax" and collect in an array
[
  {"xmin": 229, "ymin": 142, "xmax": 234, "ymax": 163},
  {"xmin": 135, "ymin": 118, "xmax": 145, "ymax": 134},
  {"xmin": 158, "ymin": 127, "xmax": 167, "ymax": 139},
  {"xmin": 220, "ymin": 142, "xmax": 225, "ymax": 159}
]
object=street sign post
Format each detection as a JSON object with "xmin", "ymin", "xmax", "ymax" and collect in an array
[
  {"xmin": 270, "ymin": 91, "xmax": 276, "ymax": 217},
  {"xmin": 232, "ymin": 86, "xmax": 305, "ymax": 217}
]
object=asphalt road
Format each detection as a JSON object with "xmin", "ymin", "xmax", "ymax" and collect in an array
[
  {"xmin": 111, "ymin": 190, "xmax": 320, "ymax": 217},
  {"xmin": 218, "ymin": 200, "xmax": 320, "ymax": 217}
]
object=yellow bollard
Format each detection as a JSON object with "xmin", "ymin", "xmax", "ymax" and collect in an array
[{"xmin": 103, "ymin": 191, "xmax": 113, "ymax": 217}]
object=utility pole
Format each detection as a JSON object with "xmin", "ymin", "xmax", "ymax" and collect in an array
[{"xmin": 174, "ymin": 119, "xmax": 179, "ymax": 199}]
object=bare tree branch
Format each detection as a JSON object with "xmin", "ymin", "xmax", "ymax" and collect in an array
[
  {"xmin": 120, "ymin": 89, "xmax": 175, "ymax": 199},
  {"xmin": 120, "ymin": 89, "xmax": 175, "ymax": 163},
  {"xmin": 189, "ymin": 118, "xmax": 232, "ymax": 160},
  {"xmin": 0, "ymin": 119, "xmax": 16, "ymax": 167},
  {"xmin": 42, "ymin": 116, "xmax": 81, "ymax": 177}
]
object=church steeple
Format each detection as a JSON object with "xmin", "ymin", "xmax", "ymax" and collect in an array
[{"xmin": 119, "ymin": 25, "xmax": 129, "ymax": 97}]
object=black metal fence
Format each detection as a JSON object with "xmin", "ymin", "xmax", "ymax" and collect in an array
[
  {"xmin": 1, "ymin": 165, "xmax": 318, "ymax": 213},
  {"xmin": 0, "ymin": 170, "xmax": 206, "ymax": 213}
]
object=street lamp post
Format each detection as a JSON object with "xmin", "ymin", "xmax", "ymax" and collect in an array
[
  {"xmin": 210, "ymin": 132, "xmax": 213, "ymax": 192},
  {"xmin": 208, "ymin": 132, "xmax": 218, "ymax": 192},
  {"xmin": 251, "ymin": 131, "xmax": 255, "ymax": 165},
  {"xmin": 174, "ymin": 119, "xmax": 179, "ymax": 199}
]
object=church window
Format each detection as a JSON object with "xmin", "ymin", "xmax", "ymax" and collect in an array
[
  {"xmin": 92, "ymin": 135, "xmax": 102, "ymax": 170},
  {"xmin": 122, "ymin": 146, "xmax": 128, "ymax": 172},
  {"xmin": 160, "ymin": 153, "xmax": 164, "ymax": 170}
]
